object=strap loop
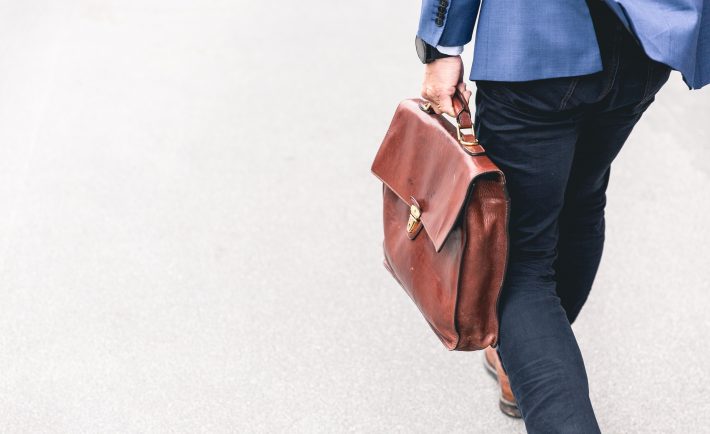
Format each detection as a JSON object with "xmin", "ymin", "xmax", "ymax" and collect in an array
[
  {"xmin": 452, "ymin": 89, "xmax": 481, "ymax": 149},
  {"xmin": 419, "ymin": 89, "xmax": 485, "ymax": 154}
]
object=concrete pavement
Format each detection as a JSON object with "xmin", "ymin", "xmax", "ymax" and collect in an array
[{"xmin": 0, "ymin": 0, "xmax": 709, "ymax": 432}]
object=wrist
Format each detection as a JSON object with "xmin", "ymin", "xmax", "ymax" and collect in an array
[{"xmin": 426, "ymin": 55, "xmax": 462, "ymax": 67}]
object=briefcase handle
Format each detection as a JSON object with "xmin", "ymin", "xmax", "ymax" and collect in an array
[
  {"xmin": 451, "ymin": 89, "xmax": 479, "ymax": 146},
  {"xmin": 419, "ymin": 89, "xmax": 486, "ymax": 155}
]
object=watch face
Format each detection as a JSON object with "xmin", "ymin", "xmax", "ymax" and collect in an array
[{"xmin": 415, "ymin": 36, "xmax": 428, "ymax": 63}]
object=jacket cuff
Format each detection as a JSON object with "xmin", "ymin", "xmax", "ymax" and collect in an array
[{"xmin": 437, "ymin": 45, "xmax": 464, "ymax": 56}]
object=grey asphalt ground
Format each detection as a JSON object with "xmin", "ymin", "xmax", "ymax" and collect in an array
[{"xmin": 0, "ymin": 1, "xmax": 709, "ymax": 433}]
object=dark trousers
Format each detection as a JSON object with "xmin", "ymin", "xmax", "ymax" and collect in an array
[{"xmin": 473, "ymin": 2, "xmax": 671, "ymax": 433}]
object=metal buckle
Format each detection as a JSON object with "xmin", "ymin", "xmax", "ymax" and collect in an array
[{"xmin": 457, "ymin": 124, "xmax": 479, "ymax": 146}]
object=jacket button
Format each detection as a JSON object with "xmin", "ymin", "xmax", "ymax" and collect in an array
[
  {"xmin": 435, "ymin": 18, "xmax": 444, "ymax": 26},
  {"xmin": 438, "ymin": 5, "xmax": 446, "ymax": 12}
]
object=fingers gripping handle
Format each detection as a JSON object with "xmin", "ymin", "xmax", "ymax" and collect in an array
[{"xmin": 418, "ymin": 89, "xmax": 486, "ymax": 155}]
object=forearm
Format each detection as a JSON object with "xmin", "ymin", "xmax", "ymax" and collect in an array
[{"xmin": 416, "ymin": 0, "xmax": 477, "ymax": 116}]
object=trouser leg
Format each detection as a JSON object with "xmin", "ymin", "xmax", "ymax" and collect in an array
[
  {"xmin": 554, "ymin": 163, "xmax": 609, "ymax": 325},
  {"xmin": 549, "ymin": 0, "xmax": 672, "ymax": 325},
  {"xmin": 473, "ymin": 78, "xmax": 664, "ymax": 433},
  {"xmin": 471, "ymin": 1, "xmax": 671, "ymax": 431},
  {"xmin": 554, "ymin": 106, "xmax": 649, "ymax": 324},
  {"xmin": 474, "ymin": 80, "xmax": 602, "ymax": 434}
]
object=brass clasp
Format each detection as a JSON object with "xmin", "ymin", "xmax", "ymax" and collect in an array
[
  {"xmin": 406, "ymin": 201, "xmax": 423, "ymax": 239},
  {"xmin": 407, "ymin": 204, "xmax": 421, "ymax": 233}
]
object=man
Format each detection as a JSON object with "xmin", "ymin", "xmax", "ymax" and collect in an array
[{"xmin": 415, "ymin": 0, "xmax": 708, "ymax": 432}]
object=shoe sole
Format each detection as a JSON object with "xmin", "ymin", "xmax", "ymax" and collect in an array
[
  {"xmin": 482, "ymin": 351, "xmax": 523, "ymax": 419},
  {"xmin": 499, "ymin": 398, "xmax": 522, "ymax": 418}
]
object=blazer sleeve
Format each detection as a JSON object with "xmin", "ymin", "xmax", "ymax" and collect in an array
[{"xmin": 416, "ymin": 0, "xmax": 481, "ymax": 47}]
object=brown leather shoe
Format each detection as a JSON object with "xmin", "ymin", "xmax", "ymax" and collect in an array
[{"xmin": 483, "ymin": 346, "xmax": 522, "ymax": 418}]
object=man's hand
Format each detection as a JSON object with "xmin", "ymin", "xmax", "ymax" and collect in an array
[{"xmin": 421, "ymin": 56, "xmax": 472, "ymax": 116}]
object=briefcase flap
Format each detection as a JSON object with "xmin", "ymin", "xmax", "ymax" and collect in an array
[{"xmin": 371, "ymin": 99, "xmax": 503, "ymax": 252}]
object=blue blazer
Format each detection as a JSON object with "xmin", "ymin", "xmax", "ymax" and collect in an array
[{"xmin": 417, "ymin": 0, "xmax": 710, "ymax": 89}]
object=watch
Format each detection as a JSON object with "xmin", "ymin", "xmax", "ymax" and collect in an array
[{"xmin": 415, "ymin": 36, "xmax": 455, "ymax": 64}]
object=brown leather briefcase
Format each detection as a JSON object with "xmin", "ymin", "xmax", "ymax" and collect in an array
[{"xmin": 370, "ymin": 91, "xmax": 510, "ymax": 351}]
